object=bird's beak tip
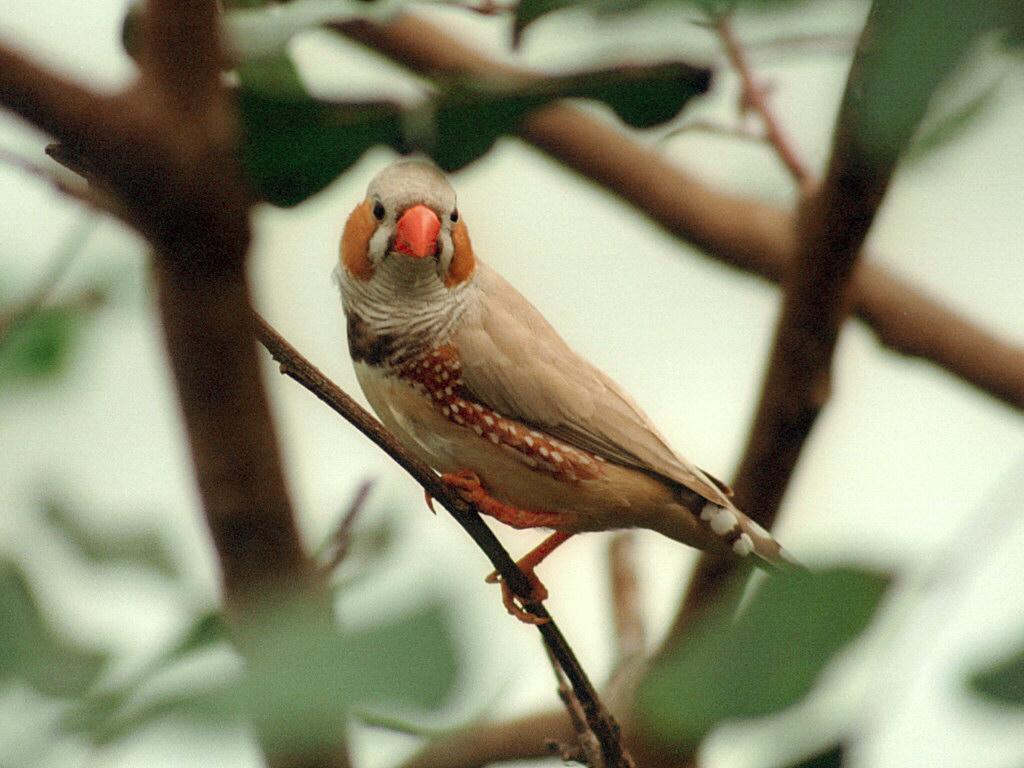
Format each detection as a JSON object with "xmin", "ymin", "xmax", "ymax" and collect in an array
[{"xmin": 394, "ymin": 204, "xmax": 441, "ymax": 259}]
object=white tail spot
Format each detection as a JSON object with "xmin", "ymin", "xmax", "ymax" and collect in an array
[{"xmin": 733, "ymin": 533, "xmax": 754, "ymax": 557}]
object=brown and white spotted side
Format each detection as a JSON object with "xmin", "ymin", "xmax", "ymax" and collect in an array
[{"xmin": 393, "ymin": 345, "xmax": 605, "ymax": 484}]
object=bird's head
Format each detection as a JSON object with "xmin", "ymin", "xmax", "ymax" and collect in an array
[{"xmin": 339, "ymin": 160, "xmax": 475, "ymax": 288}]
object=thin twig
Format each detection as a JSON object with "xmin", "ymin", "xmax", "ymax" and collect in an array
[
  {"xmin": 0, "ymin": 147, "xmax": 123, "ymax": 218},
  {"xmin": 252, "ymin": 313, "xmax": 635, "ymax": 768},
  {"xmin": 543, "ymin": 645, "xmax": 614, "ymax": 768},
  {"xmin": 320, "ymin": 479, "xmax": 375, "ymax": 575},
  {"xmin": 659, "ymin": 119, "xmax": 767, "ymax": 146},
  {"xmin": 713, "ymin": 13, "xmax": 814, "ymax": 190},
  {"xmin": 336, "ymin": 14, "xmax": 1024, "ymax": 413}
]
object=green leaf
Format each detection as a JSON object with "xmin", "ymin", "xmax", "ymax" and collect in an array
[
  {"xmin": 0, "ymin": 560, "xmax": 107, "ymax": 697},
  {"xmin": 237, "ymin": 53, "xmax": 308, "ymax": 98},
  {"xmin": 168, "ymin": 612, "xmax": 229, "ymax": 660},
  {"xmin": 777, "ymin": 745, "xmax": 846, "ymax": 768},
  {"xmin": 0, "ymin": 307, "xmax": 79, "ymax": 383},
  {"xmin": 61, "ymin": 611, "xmax": 228, "ymax": 739},
  {"xmin": 42, "ymin": 499, "xmax": 180, "ymax": 579},
  {"xmin": 70, "ymin": 598, "xmax": 457, "ymax": 751},
  {"xmin": 240, "ymin": 60, "xmax": 709, "ymax": 204},
  {"xmin": 845, "ymin": 0, "xmax": 1007, "ymax": 165},
  {"xmin": 637, "ymin": 568, "xmax": 890, "ymax": 746},
  {"xmin": 970, "ymin": 645, "xmax": 1024, "ymax": 706},
  {"xmin": 239, "ymin": 91, "xmax": 404, "ymax": 206},
  {"xmin": 428, "ymin": 63, "xmax": 709, "ymax": 171},
  {"xmin": 238, "ymin": 600, "xmax": 458, "ymax": 751},
  {"xmin": 906, "ymin": 75, "xmax": 1003, "ymax": 162}
]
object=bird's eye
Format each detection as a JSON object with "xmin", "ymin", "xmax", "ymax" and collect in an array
[
  {"xmin": 372, "ymin": 201, "xmax": 386, "ymax": 220},
  {"xmin": 450, "ymin": 210, "xmax": 459, "ymax": 223}
]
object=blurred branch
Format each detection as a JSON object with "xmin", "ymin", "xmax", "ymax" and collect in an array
[
  {"xmin": 0, "ymin": 3, "xmax": 347, "ymax": 767},
  {"xmin": 674, "ymin": 0, "xmax": 965, "ymax": 632},
  {"xmin": 713, "ymin": 13, "xmax": 814, "ymax": 189},
  {"xmin": 253, "ymin": 313, "xmax": 635, "ymax": 768},
  {"xmin": 0, "ymin": 148, "xmax": 123, "ymax": 218},
  {"xmin": 608, "ymin": 533, "xmax": 645, "ymax": 672},
  {"xmin": 336, "ymin": 14, "xmax": 1024, "ymax": 414},
  {"xmin": 400, "ymin": 708, "xmax": 573, "ymax": 768},
  {"xmin": 320, "ymin": 479, "xmax": 375, "ymax": 575}
]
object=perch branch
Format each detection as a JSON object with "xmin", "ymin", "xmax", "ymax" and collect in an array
[
  {"xmin": 336, "ymin": 14, "xmax": 1024, "ymax": 413},
  {"xmin": 253, "ymin": 313, "xmax": 635, "ymax": 768}
]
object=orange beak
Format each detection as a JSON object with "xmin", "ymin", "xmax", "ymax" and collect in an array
[{"xmin": 394, "ymin": 204, "xmax": 441, "ymax": 259}]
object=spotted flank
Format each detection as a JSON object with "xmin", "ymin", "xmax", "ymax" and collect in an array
[
  {"xmin": 699, "ymin": 501, "xmax": 799, "ymax": 570},
  {"xmin": 395, "ymin": 345, "xmax": 605, "ymax": 483}
]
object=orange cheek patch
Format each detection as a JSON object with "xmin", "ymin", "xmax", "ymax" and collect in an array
[
  {"xmin": 340, "ymin": 199, "xmax": 378, "ymax": 281},
  {"xmin": 445, "ymin": 219, "xmax": 476, "ymax": 287}
]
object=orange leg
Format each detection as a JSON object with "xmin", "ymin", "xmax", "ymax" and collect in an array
[
  {"xmin": 436, "ymin": 470, "xmax": 574, "ymax": 624},
  {"xmin": 439, "ymin": 470, "xmax": 566, "ymax": 528},
  {"xmin": 486, "ymin": 531, "xmax": 573, "ymax": 624}
]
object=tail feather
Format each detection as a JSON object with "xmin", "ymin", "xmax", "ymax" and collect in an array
[{"xmin": 696, "ymin": 501, "xmax": 805, "ymax": 573}]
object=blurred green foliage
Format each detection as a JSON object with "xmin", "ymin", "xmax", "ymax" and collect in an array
[
  {"xmin": 638, "ymin": 568, "xmax": 890, "ymax": 746},
  {"xmin": 43, "ymin": 496, "xmax": 182, "ymax": 579},
  {"xmin": 239, "ymin": 61, "xmax": 709, "ymax": 205},
  {"xmin": 6, "ymin": 0, "xmax": 1023, "ymax": 765},
  {"xmin": 0, "ymin": 306, "xmax": 82, "ymax": 384},
  {"xmin": 971, "ymin": 642, "xmax": 1024, "ymax": 706},
  {"xmin": 0, "ymin": 561, "xmax": 109, "ymax": 698},
  {"xmin": 0, "ymin": 489, "xmax": 457, "ymax": 763}
]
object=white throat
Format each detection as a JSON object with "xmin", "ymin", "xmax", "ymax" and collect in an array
[{"xmin": 335, "ymin": 254, "xmax": 474, "ymax": 366}]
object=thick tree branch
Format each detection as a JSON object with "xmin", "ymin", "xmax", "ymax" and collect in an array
[
  {"xmin": 400, "ymin": 709, "xmax": 573, "ymax": 768},
  {"xmin": 674, "ymin": 0, "xmax": 961, "ymax": 630},
  {"xmin": 0, "ymin": 5, "xmax": 346, "ymax": 767},
  {"xmin": 140, "ymin": 0, "xmax": 223, "ymax": 113},
  {"xmin": 336, "ymin": 14, "xmax": 1024, "ymax": 413},
  {"xmin": 253, "ymin": 314, "xmax": 635, "ymax": 768}
]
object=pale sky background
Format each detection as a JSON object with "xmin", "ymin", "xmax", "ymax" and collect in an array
[{"xmin": 1, "ymin": 1, "xmax": 1023, "ymax": 767}]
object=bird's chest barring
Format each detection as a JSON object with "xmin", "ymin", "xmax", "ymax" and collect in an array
[{"xmin": 392, "ymin": 346, "xmax": 604, "ymax": 484}]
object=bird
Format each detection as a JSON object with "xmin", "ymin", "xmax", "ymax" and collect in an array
[{"xmin": 335, "ymin": 159, "xmax": 798, "ymax": 623}]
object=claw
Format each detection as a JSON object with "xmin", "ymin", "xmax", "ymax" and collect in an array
[
  {"xmin": 486, "ymin": 567, "xmax": 550, "ymax": 625},
  {"xmin": 423, "ymin": 488, "xmax": 437, "ymax": 515}
]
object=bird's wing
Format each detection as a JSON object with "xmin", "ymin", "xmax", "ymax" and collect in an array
[{"xmin": 453, "ymin": 262, "xmax": 732, "ymax": 506}]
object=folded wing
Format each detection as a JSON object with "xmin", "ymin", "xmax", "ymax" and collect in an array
[{"xmin": 453, "ymin": 262, "xmax": 732, "ymax": 507}]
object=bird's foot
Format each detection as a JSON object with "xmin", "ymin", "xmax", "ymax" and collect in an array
[
  {"xmin": 486, "ymin": 563, "xmax": 550, "ymax": 625},
  {"xmin": 485, "ymin": 531, "xmax": 573, "ymax": 625},
  {"xmin": 439, "ymin": 470, "xmax": 565, "ymax": 529},
  {"xmin": 437, "ymin": 471, "xmax": 572, "ymax": 624}
]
